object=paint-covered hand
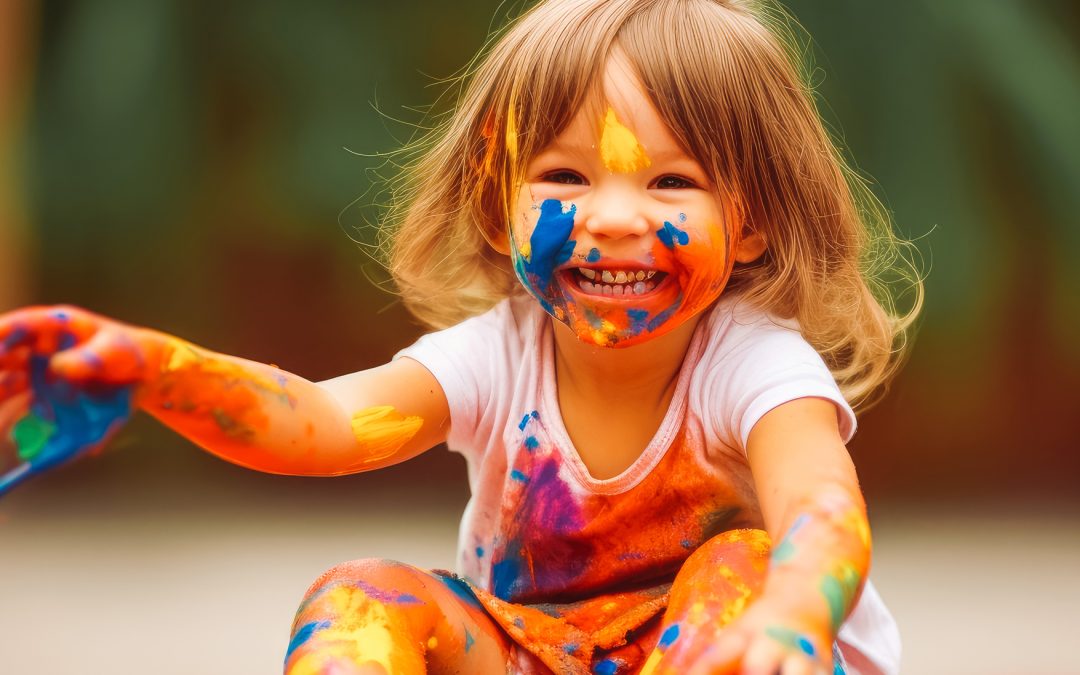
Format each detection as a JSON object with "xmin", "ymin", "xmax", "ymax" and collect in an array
[
  {"xmin": 696, "ymin": 599, "xmax": 833, "ymax": 675},
  {"xmin": 0, "ymin": 305, "xmax": 167, "ymax": 495}
]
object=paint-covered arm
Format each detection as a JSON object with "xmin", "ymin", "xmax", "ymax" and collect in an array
[
  {"xmin": 722, "ymin": 396, "xmax": 869, "ymax": 673},
  {"xmin": 0, "ymin": 306, "xmax": 449, "ymax": 482}
]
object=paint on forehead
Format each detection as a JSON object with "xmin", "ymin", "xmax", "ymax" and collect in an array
[{"xmin": 600, "ymin": 107, "xmax": 651, "ymax": 173}]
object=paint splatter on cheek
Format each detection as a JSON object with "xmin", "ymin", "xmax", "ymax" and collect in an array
[{"xmin": 512, "ymin": 199, "xmax": 577, "ymax": 311}]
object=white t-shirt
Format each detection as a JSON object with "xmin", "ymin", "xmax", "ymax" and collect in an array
[{"xmin": 396, "ymin": 292, "xmax": 901, "ymax": 675}]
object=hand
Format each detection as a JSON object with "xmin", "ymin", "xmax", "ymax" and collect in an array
[
  {"xmin": 0, "ymin": 305, "xmax": 167, "ymax": 495},
  {"xmin": 648, "ymin": 599, "xmax": 834, "ymax": 675}
]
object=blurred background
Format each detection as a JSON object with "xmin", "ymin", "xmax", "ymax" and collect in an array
[{"xmin": 1, "ymin": 1, "xmax": 1077, "ymax": 673}]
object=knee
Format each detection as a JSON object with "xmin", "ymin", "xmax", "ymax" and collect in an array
[{"xmin": 302, "ymin": 558, "xmax": 420, "ymax": 599}]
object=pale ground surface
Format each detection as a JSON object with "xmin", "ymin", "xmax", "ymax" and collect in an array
[{"xmin": 1, "ymin": 457, "xmax": 1078, "ymax": 675}]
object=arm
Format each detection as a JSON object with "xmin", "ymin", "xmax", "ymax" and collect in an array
[
  {"xmin": 735, "ymin": 396, "xmax": 869, "ymax": 672},
  {"xmin": 0, "ymin": 305, "xmax": 450, "ymax": 480},
  {"xmin": 140, "ymin": 337, "xmax": 451, "ymax": 476}
]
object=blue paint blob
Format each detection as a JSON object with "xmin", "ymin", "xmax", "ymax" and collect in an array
[
  {"xmin": 475, "ymin": 546, "xmax": 484, "ymax": 558},
  {"xmin": 594, "ymin": 658, "xmax": 619, "ymax": 675},
  {"xmin": 464, "ymin": 629, "xmax": 475, "ymax": 652},
  {"xmin": 518, "ymin": 410, "xmax": 539, "ymax": 431},
  {"xmin": 678, "ymin": 213, "xmax": 687, "ymax": 223},
  {"xmin": 564, "ymin": 642, "xmax": 579, "ymax": 654},
  {"xmin": 657, "ymin": 220, "xmax": 690, "ymax": 249},
  {"xmin": 556, "ymin": 239, "xmax": 577, "ymax": 266},
  {"xmin": 513, "ymin": 617, "xmax": 526, "ymax": 629},
  {"xmin": 646, "ymin": 295, "xmax": 682, "ymax": 332},
  {"xmin": 659, "ymin": 623, "xmax": 681, "ymax": 651},
  {"xmin": 520, "ymin": 199, "xmax": 576, "ymax": 293},
  {"xmin": 432, "ymin": 571, "xmax": 483, "ymax": 610},
  {"xmin": 626, "ymin": 308, "xmax": 650, "ymax": 336},
  {"xmin": 510, "ymin": 469, "xmax": 529, "ymax": 483},
  {"xmin": 586, "ymin": 247, "xmax": 601, "ymax": 263},
  {"xmin": 491, "ymin": 555, "xmax": 523, "ymax": 600},
  {"xmin": 285, "ymin": 620, "xmax": 330, "ymax": 660},
  {"xmin": 1, "ymin": 354, "xmax": 133, "ymax": 496},
  {"xmin": 797, "ymin": 636, "xmax": 816, "ymax": 657},
  {"xmin": 680, "ymin": 539, "xmax": 694, "ymax": 549},
  {"xmin": 524, "ymin": 436, "xmax": 539, "ymax": 452}
]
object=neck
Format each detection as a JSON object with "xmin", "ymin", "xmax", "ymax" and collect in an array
[{"xmin": 551, "ymin": 315, "xmax": 702, "ymax": 405}]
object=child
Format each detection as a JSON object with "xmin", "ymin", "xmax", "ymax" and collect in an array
[{"xmin": 0, "ymin": 0, "xmax": 921, "ymax": 673}]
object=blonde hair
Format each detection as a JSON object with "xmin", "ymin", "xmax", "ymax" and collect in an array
[{"xmin": 380, "ymin": 0, "xmax": 923, "ymax": 410}]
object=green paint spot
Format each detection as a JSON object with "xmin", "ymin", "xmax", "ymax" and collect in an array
[
  {"xmin": 772, "ymin": 538, "xmax": 796, "ymax": 564},
  {"xmin": 820, "ymin": 564, "xmax": 861, "ymax": 631},
  {"xmin": 765, "ymin": 625, "xmax": 816, "ymax": 657},
  {"xmin": 13, "ymin": 413, "xmax": 57, "ymax": 462}
]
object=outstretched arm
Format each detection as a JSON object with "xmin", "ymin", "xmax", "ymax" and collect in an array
[
  {"xmin": 0, "ymin": 305, "xmax": 450, "ymax": 484},
  {"xmin": 718, "ymin": 396, "xmax": 869, "ymax": 674}
]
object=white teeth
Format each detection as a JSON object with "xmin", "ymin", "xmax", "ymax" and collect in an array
[
  {"xmin": 614, "ymin": 271, "xmax": 628, "ymax": 284},
  {"xmin": 646, "ymin": 271, "xmax": 656, "ymax": 279},
  {"xmin": 601, "ymin": 270, "xmax": 615, "ymax": 283},
  {"xmin": 633, "ymin": 281, "xmax": 646, "ymax": 294},
  {"xmin": 579, "ymin": 268, "xmax": 596, "ymax": 280}
]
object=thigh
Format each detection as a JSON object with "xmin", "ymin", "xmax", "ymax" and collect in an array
[{"xmin": 286, "ymin": 559, "xmax": 512, "ymax": 675}]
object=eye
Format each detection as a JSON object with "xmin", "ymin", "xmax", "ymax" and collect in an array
[
  {"xmin": 541, "ymin": 170, "xmax": 587, "ymax": 186},
  {"xmin": 653, "ymin": 174, "xmax": 698, "ymax": 189}
]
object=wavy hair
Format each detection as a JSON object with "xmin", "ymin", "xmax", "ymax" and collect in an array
[{"xmin": 378, "ymin": 0, "xmax": 923, "ymax": 410}]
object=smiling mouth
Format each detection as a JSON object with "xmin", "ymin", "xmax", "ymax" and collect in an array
[{"xmin": 561, "ymin": 267, "xmax": 669, "ymax": 298}]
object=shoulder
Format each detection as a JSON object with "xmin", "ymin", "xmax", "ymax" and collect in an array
[
  {"xmin": 690, "ymin": 293, "xmax": 856, "ymax": 451},
  {"xmin": 697, "ymin": 293, "xmax": 812, "ymax": 366}
]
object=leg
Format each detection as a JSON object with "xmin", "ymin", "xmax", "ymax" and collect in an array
[
  {"xmin": 285, "ymin": 559, "xmax": 512, "ymax": 675},
  {"xmin": 637, "ymin": 529, "xmax": 771, "ymax": 674}
]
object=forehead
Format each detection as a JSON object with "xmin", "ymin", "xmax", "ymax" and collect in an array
[{"xmin": 542, "ymin": 53, "xmax": 685, "ymax": 161}]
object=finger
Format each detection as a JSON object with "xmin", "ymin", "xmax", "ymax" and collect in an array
[
  {"xmin": 685, "ymin": 633, "xmax": 746, "ymax": 675},
  {"xmin": 49, "ymin": 329, "xmax": 148, "ymax": 383},
  {"xmin": 779, "ymin": 653, "xmax": 817, "ymax": 675},
  {"xmin": 0, "ymin": 306, "xmax": 98, "ymax": 357},
  {"xmin": 741, "ymin": 634, "xmax": 787, "ymax": 675},
  {"xmin": 0, "ymin": 369, "xmax": 29, "ymax": 399}
]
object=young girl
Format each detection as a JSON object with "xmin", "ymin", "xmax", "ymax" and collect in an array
[{"xmin": 0, "ymin": 0, "xmax": 921, "ymax": 673}]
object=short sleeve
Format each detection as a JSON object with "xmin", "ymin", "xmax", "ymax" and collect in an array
[
  {"xmin": 392, "ymin": 298, "xmax": 526, "ymax": 459},
  {"xmin": 702, "ymin": 313, "xmax": 857, "ymax": 453}
]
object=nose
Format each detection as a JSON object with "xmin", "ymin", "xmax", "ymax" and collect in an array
[{"xmin": 579, "ymin": 183, "xmax": 651, "ymax": 240}]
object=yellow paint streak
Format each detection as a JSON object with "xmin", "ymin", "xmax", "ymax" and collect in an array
[
  {"xmin": 714, "ymin": 564, "xmax": 753, "ymax": 626},
  {"xmin": 599, "ymin": 107, "xmax": 651, "ymax": 173},
  {"xmin": 350, "ymin": 406, "xmax": 423, "ymax": 464},
  {"xmin": 289, "ymin": 586, "xmax": 396, "ymax": 675},
  {"xmin": 427, "ymin": 636, "xmax": 438, "ymax": 650},
  {"xmin": 638, "ymin": 646, "xmax": 665, "ymax": 675},
  {"xmin": 505, "ymin": 100, "xmax": 519, "ymax": 164}
]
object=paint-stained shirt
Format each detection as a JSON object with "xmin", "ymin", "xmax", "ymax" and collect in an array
[{"xmin": 395, "ymin": 292, "xmax": 900, "ymax": 675}]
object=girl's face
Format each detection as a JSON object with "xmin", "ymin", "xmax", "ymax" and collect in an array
[{"xmin": 507, "ymin": 55, "xmax": 763, "ymax": 348}]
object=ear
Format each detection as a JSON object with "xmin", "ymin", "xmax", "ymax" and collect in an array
[
  {"xmin": 733, "ymin": 224, "xmax": 766, "ymax": 264},
  {"xmin": 480, "ymin": 223, "xmax": 512, "ymax": 256}
]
